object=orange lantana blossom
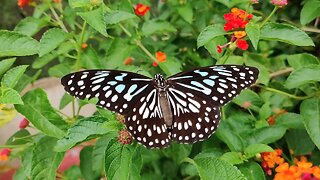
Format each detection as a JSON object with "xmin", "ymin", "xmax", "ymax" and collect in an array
[
  {"xmin": 18, "ymin": 0, "xmax": 32, "ymax": 8},
  {"xmin": 217, "ymin": 8, "xmax": 253, "ymax": 53},
  {"xmin": 260, "ymin": 149, "xmax": 320, "ymax": 180},
  {"xmin": 156, "ymin": 51, "xmax": 167, "ymax": 62}
]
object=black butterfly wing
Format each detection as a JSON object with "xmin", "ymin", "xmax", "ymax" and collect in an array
[
  {"xmin": 166, "ymin": 88, "xmax": 221, "ymax": 143},
  {"xmin": 168, "ymin": 65, "xmax": 259, "ymax": 106},
  {"xmin": 61, "ymin": 70, "xmax": 154, "ymax": 115},
  {"xmin": 62, "ymin": 70, "xmax": 170, "ymax": 148}
]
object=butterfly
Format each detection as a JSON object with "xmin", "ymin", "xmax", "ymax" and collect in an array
[{"xmin": 61, "ymin": 65, "xmax": 259, "ymax": 148}]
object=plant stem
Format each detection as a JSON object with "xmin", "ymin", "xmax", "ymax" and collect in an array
[
  {"xmin": 217, "ymin": 47, "xmax": 234, "ymax": 65},
  {"xmin": 118, "ymin": 23, "xmax": 158, "ymax": 63},
  {"xmin": 118, "ymin": 23, "xmax": 132, "ymax": 37},
  {"xmin": 49, "ymin": 6, "xmax": 68, "ymax": 32},
  {"xmin": 75, "ymin": 21, "xmax": 87, "ymax": 70},
  {"xmin": 256, "ymin": 85, "xmax": 320, "ymax": 100},
  {"xmin": 134, "ymin": 40, "xmax": 158, "ymax": 62},
  {"xmin": 260, "ymin": 6, "xmax": 278, "ymax": 28}
]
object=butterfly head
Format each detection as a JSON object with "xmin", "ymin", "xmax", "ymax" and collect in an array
[{"xmin": 154, "ymin": 74, "xmax": 167, "ymax": 89}]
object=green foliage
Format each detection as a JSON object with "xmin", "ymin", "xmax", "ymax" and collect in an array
[
  {"xmin": 1, "ymin": 0, "xmax": 320, "ymax": 179},
  {"xmin": 0, "ymin": 30, "xmax": 39, "ymax": 57}
]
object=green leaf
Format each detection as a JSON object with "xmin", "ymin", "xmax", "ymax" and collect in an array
[
  {"xmin": 204, "ymin": 36, "xmax": 227, "ymax": 60},
  {"xmin": 197, "ymin": 24, "xmax": 226, "ymax": 48},
  {"xmin": 80, "ymin": 146, "xmax": 100, "ymax": 180},
  {"xmin": 260, "ymin": 22, "xmax": 314, "ymax": 46},
  {"xmin": 68, "ymin": 0, "xmax": 91, "ymax": 8},
  {"xmin": 105, "ymin": 10, "xmax": 136, "ymax": 25},
  {"xmin": 220, "ymin": 152, "xmax": 244, "ymax": 165},
  {"xmin": 248, "ymin": 126, "xmax": 287, "ymax": 145},
  {"xmin": 285, "ymin": 65, "xmax": 320, "ymax": 89},
  {"xmin": 238, "ymin": 162, "xmax": 265, "ymax": 180},
  {"xmin": 55, "ymin": 116, "xmax": 117, "ymax": 151},
  {"xmin": 14, "ymin": 17, "xmax": 49, "ymax": 36},
  {"xmin": 0, "ymin": 30, "xmax": 39, "ymax": 57},
  {"xmin": 300, "ymin": 0, "xmax": 320, "ymax": 25},
  {"xmin": 232, "ymin": 89, "xmax": 263, "ymax": 112},
  {"xmin": 142, "ymin": 20, "xmax": 177, "ymax": 36},
  {"xmin": 216, "ymin": 121, "xmax": 245, "ymax": 152},
  {"xmin": 78, "ymin": 6, "xmax": 108, "ymax": 37},
  {"xmin": 244, "ymin": 144, "xmax": 273, "ymax": 159},
  {"xmin": 15, "ymin": 88, "xmax": 66, "ymax": 138},
  {"xmin": 300, "ymin": 98, "xmax": 320, "ymax": 149},
  {"xmin": 285, "ymin": 129, "xmax": 315, "ymax": 155},
  {"xmin": 105, "ymin": 140, "xmax": 142, "ymax": 180},
  {"xmin": 259, "ymin": 102, "xmax": 272, "ymax": 120},
  {"xmin": 0, "ymin": 58, "xmax": 16, "ymax": 78},
  {"xmin": 0, "ymin": 87, "xmax": 23, "ymax": 104},
  {"xmin": 177, "ymin": 4, "xmax": 193, "ymax": 24},
  {"xmin": 191, "ymin": 157, "xmax": 246, "ymax": 180},
  {"xmin": 287, "ymin": 53, "xmax": 319, "ymax": 70},
  {"xmin": 163, "ymin": 143, "xmax": 192, "ymax": 163},
  {"xmin": 276, "ymin": 113, "xmax": 304, "ymax": 129},
  {"xmin": 39, "ymin": 28, "xmax": 68, "ymax": 57},
  {"xmin": 6, "ymin": 129, "xmax": 31, "ymax": 145},
  {"xmin": 158, "ymin": 57, "xmax": 182, "ymax": 76},
  {"xmin": 92, "ymin": 135, "xmax": 115, "ymax": 174},
  {"xmin": 21, "ymin": 148, "xmax": 33, "ymax": 177},
  {"xmin": 81, "ymin": 47, "xmax": 103, "ymax": 69},
  {"xmin": 64, "ymin": 166, "xmax": 83, "ymax": 180},
  {"xmin": 32, "ymin": 52, "xmax": 58, "ymax": 69},
  {"xmin": 1, "ymin": 65, "xmax": 28, "ymax": 88},
  {"xmin": 245, "ymin": 22, "xmax": 260, "ymax": 50},
  {"xmin": 13, "ymin": 167, "xmax": 28, "ymax": 180},
  {"xmin": 59, "ymin": 93, "xmax": 74, "ymax": 109},
  {"xmin": 104, "ymin": 39, "xmax": 134, "ymax": 69},
  {"xmin": 48, "ymin": 63, "xmax": 71, "ymax": 78},
  {"xmin": 31, "ymin": 136, "xmax": 64, "ymax": 180}
]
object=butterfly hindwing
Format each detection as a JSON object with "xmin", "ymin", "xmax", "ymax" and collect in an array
[
  {"xmin": 168, "ymin": 65, "xmax": 259, "ymax": 106},
  {"xmin": 125, "ymin": 88, "xmax": 171, "ymax": 148},
  {"xmin": 61, "ymin": 70, "xmax": 153, "ymax": 114}
]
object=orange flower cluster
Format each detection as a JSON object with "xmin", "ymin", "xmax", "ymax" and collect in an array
[
  {"xmin": 275, "ymin": 157, "xmax": 320, "ymax": 180},
  {"xmin": 261, "ymin": 149, "xmax": 285, "ymax": 175},
  {"xmin": 18, "ymin": 0, "xmax": 32, "ymax": 8},
  {"xmin": 0, "ymin": 148, "xmax": 11, "ymax": 162},
  {"xmin": 261, "ymin": 150, "xmax": 320, "ymax": 180},
  {"xmin": 153, "ymin": 51, "xmax": 167, "ymax": 67},
  {"xmin": 135, "ymin": 4, "xmax": 150, "ymax": 16},
  {"xmin": 217, "ymin": 8, "xmax": 253, "ymax": 53}
]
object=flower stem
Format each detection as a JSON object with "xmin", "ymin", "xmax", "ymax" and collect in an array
[
  {"xmin": 49, "ymin": 5, "xmax": 68, "ymax": 32},
  {"xmin": 260, "ymin": 6, "xmax": 278, "ymax": 28},
  {"xmin": 217, "ymin": 47, "xmax": 234, "ymax": 65},
  {"xmin": 118, "ymin": 23, "xmax": 158, "ymax": 63},
  {"xmin": 75, "ymin": 21, "xmax": 87, "ymax": 70},
  {"xmin": 256, "ymin": 85, "xmax": 320, "ymax": 100}
]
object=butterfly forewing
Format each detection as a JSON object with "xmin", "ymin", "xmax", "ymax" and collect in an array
[
  {"xmin": 61, "ymin": 70, "xmax": 153, "ymax": 114},
  {"xmin": 168, "ymin": 65, "xmax": 259, "ymax": 106}
]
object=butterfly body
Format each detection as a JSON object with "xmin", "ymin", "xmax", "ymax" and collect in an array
[{"xmin": 61, "ymin": 65, "xmax": 259, "ymax": 148}]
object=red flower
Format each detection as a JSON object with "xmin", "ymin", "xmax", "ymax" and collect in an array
[
  {"xmin": 0, "ymin": 148, "xmax": 11, "ymax": 161},
  {"xmin": 135, "ymin": 4, "xmax": 150, "ymax": 16},
  {"xmin": 19, "ymin": 118, "xmax": 29, "ymax": 129},
  {"xmin": 223, "ymin": 8, "xmax": 253, "ymax": 32},
  {"xmin": 81, "ymin": 43, "xmax": 88, "ymax": 49},
  {"xmin": 236, "ymin": 39, "xmax": 249, "ymax": 50},
  {"xmin": 118, "ymin": 129, "xmax": 132, "ymax": 145},
  {"xmin": 18, "ymin": 0, "xmax": 32, "ymax": 8},
  {"xmin": 217, "ymin": 45, "xmax": 223, "ymax": 53},
  {"xmin": 152, "ymin": 61, "xmax": 158, "ymax": 67},
  {"xmin": 155, "ymin": 51, "xmax": 167, "ymax": 62},
  {"xmin": 123, "ymin": 57, "xmax": 134, "ymax": 65}
]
